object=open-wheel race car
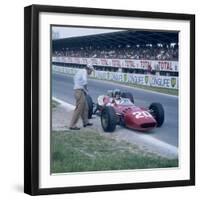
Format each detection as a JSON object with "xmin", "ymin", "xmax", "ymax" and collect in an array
[{"xmin": 86, "ymin": 89, "xmax": 164, "ymax": 132}]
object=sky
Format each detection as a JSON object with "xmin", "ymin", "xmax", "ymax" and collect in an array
[{"xmin": 52, "ymin": 26, "xmax": 123, "ymax": 39}]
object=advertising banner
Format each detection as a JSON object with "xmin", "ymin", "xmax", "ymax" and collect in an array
[
  {"xmin": 52, "ymin": 56, "xmax": 178, "ymax": 72},
  {"xmin": 52, "ymin": 65, "xmax": 178, "ymax": 89}
]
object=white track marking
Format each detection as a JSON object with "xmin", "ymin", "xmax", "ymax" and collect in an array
[
  {"xmin": 119, "ymin": 131, "xmax": 178, "ymax": 158},
  {"xmin": 138, "ymin": 134, "xmax": 178, "ymax": 155},
  {"xmin": 53, "ymin": 97, "xmax": 75, "ymax": 110}
]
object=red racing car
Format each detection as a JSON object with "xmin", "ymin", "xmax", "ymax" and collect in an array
[{"xmin": 87, "ymin": 89, "xmax": 164, "ymax": 132}]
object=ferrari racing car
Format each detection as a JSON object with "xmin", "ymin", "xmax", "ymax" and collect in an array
[{"xmin": 86, "ymin": 89, "xmax": 164, "ymax": 132}]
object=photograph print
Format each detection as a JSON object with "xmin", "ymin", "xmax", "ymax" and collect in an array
[
  {"xmin": 51, "ymin": 26, "xmax": 179, "ymax": 174},
  {"xmin": 24, "ymin": 5, "xmax": 195, "ymax": 195}
]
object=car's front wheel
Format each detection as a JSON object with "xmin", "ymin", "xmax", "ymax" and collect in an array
[
  {"xmin": 149, "ymin": 103, "xmax": 164, "ymax": 127},
  {"xmin": 101, "ymin": 106, "xmax": 117, "ymax": 132}
]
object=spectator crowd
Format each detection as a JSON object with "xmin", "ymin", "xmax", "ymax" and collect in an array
[{"xmin": 53, "ymin": 44, "xmax": 178, "ymax": 61}]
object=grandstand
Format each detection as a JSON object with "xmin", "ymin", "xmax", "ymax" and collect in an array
[{"xmin": 52, "ymin": 29, "xmax": 179, "ymax": 77}]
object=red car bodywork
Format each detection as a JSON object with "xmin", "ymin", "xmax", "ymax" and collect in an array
[{"xmin": 99, "ymin": 96, "xmax": 157, "ymax": 131}]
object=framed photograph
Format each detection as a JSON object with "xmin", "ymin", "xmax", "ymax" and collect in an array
[{"xmin": 24, "ymin": 4, "xmax": 195, "ymax": 195}]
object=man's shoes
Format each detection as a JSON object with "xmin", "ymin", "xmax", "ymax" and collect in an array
[
  {"xmin": 69, "ymin": 127, "xmax": 80, "ymax": 130},
  {"xmin": 83, "ymin": 123, "xmax": 93, "ymax": 127}
]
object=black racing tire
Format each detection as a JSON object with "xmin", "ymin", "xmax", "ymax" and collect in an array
[
  {"xmin": 101, "ymin": 106, "xmax": 117, "ymax": 132},
  {"xmin": 121, "ymin": 92, "xmax": 134, "ymax": 103},
  {"xmin": 86, "ymin": 94, "xmax": 93, "ymax": 119},
  {"xmin": 149, "ymin": 103, "xmax": 164, "ymax": 127}
]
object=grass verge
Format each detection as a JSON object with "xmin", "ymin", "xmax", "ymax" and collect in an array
[{"xmin": 51, "ymin": 130, "xmax": 178, "ymax": 173}]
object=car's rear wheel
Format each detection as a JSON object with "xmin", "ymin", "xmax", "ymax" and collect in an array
[
  {"xmin": 121, "ymin": 92, "xmax": 134, "ymax": 103},
  {"xmin": 149, "ymin": 103, "xmax": 164, "ymax": 127},
  {"xmin": 86, "ymin": 94, "xmax": 93, "ymax": 119},
  {"xmin": 101, "ymin": 106, "xmax": 117, "ymax": 132}
]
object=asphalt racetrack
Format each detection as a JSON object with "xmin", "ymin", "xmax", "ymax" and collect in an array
[{"xmin": 52, "ymin": 72, "xmax": 178, "ymax": 147}]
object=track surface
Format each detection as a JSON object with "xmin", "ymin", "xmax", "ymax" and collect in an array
[{"xmin": 52, "ymin": 72, "xmax": 178, "ymax": 147}]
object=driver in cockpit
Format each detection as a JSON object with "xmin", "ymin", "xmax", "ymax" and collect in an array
[{"xmin": 112, "ymin": 89, "xmax": 122, "ymax": 104}]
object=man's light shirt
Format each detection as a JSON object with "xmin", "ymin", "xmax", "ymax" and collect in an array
[{"xmin": 73, "ymin": 69, "xmax": 88, "ymax": 90}]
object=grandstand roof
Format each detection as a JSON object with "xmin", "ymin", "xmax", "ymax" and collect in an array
[{"xmin": 52, "ymin": 30, "xmax": 178, "ymax": 50}]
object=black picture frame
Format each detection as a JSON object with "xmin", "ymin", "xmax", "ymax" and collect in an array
[{"xmin": 24, "ymin": 4, "xmax": 195, "ymax": 196}]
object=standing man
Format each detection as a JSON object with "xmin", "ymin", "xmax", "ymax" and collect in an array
[{"xmin": 69, "ymin": 64, "xmax": 94, "ymax": 130}]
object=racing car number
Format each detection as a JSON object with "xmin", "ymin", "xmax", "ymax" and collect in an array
[{"xmin": 132, "ymin": 111, "xmax": 153, "ymax": 119}]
